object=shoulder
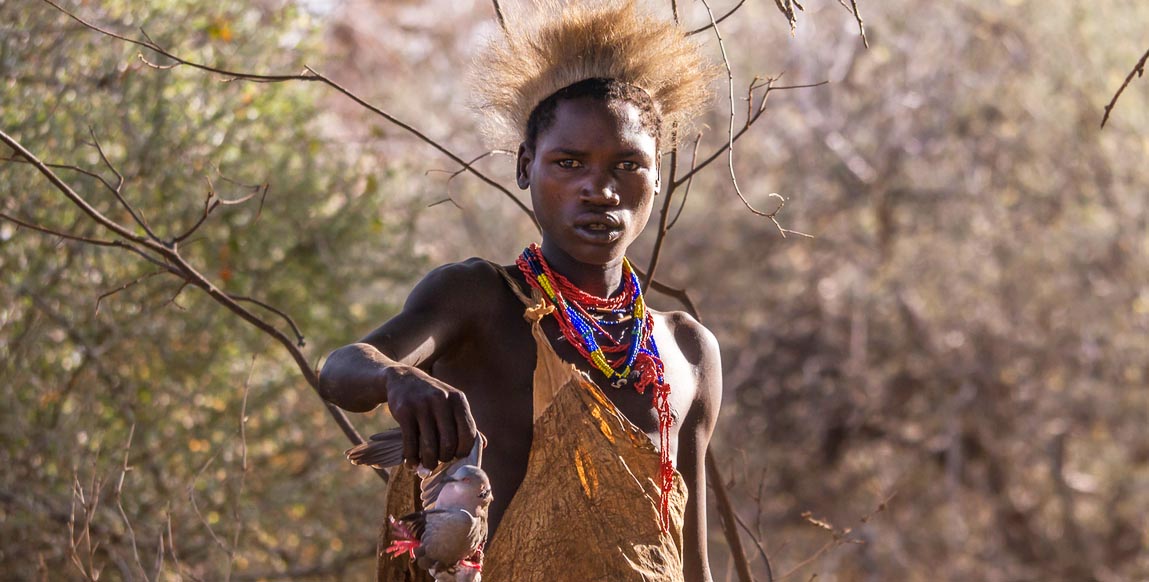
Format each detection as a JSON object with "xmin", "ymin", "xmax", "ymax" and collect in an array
[
  {"xmin": 652, "ymin": 309, "xmax": 721, "ymax": 371},
  {"xmin": 405, "ymin": 257, "xmax": 508, "ymax": 310}
]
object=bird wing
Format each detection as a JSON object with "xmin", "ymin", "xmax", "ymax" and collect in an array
[
  {"xmin": 420, "ymin": 509, "xmax": 481, "ymax": 566},
  {"xmin": 344, "ymin": 428, "xmax": 405, "ymax": 469},
  {"xmin": 345, "ymin": 428, "xmax": 487, "ymax": 511}
]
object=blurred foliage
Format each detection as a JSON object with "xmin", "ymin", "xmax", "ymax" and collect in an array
[
  {"xmin": 1, "ymin": 0, "xmax": 428, "ymax": 579},
  {"xmin": 3, "ymin": 0, "xmax": 1148, "ymax": 581}
]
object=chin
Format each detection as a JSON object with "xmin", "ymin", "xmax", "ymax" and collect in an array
[{"xmin": 552, "ymin": 237, "xmax": 629, "ymax": 267}]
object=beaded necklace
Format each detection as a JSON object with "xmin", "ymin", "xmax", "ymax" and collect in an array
[{"xmin": 516, "ymin": 243, "xmax": 675, "ymax": 531}]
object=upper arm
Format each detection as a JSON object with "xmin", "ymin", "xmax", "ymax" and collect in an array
[{"xmin": 675, "ymin": 315, "xmax": 722, "ymax": 582}]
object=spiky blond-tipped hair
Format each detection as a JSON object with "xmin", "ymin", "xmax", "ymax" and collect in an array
[{"xmin": 472, "ymin": 0, "xmax": 717, "ymax": 149}]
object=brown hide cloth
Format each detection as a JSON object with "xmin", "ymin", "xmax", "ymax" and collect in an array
[{"xmin": 376, "ymin": 268, "xmax": 687, "ymax": 581}]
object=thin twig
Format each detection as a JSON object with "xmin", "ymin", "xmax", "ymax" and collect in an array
[
  {"xmin": 225, "ymin": 357, "xmax": 256, "ymax": 582},
  {"xmin": 95, "ymin": 270, "xmax": 168, "ymax": 315},
  {"xmin": 1101, "ymin": 47, "xmax": 1149, "ymax": 128},
  {"xmin": 732, "ymin": 502, "xmax": 775, "ymax": 582},
  {"xmin": 700, "ymin": 0, "xmax": 809, "ymax": 238},
  {"xmin": 188, "ymin": 452, "xmax": 229, "ymax": 553},
  {"xmin": 672, "ymin": 81, "xmax": 827, "ymax": 187},
  {"xmin": 686, "ymin": 0, "xmax": 747, "ymax": 36},
  {"xmin": 0, "ymin": 211, "xmax": 118, "ymax": 246},
  {"xmin": 112, "ymin": 424, "xmax": 149, "ymax": 581},
  {"xmin": 666, "ymin": 133, "xmax": 704, "ymax": 231},
  {"xmin": 87, "ymin": 127, "xmax": 160, "ymax": 241},
  {"xmin": 837, "ymin": 0, "xmax": 869, "ymax": 48},
  {"xmin": 228, "ymin": 294, "xmax": 306, "ymax": 347},
  {"xmin": 642, "ymin": 124, "xmax": 682, "ymax": 290}
]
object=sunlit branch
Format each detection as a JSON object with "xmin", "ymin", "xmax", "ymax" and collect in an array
[{"xmin": 1101, "ymin": 47, "xmax": 1149, "ymax": 128}]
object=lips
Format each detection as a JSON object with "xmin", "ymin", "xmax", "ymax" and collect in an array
[{"xmin": 573, "ymin": 214, "xmax": 624, "ymax": 243}]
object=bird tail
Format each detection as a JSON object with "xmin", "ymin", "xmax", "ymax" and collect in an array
[{"xmin": 345, "ymin": 428, "xmax": 405, "ymax": 469}]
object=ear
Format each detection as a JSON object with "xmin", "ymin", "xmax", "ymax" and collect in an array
[{"xmin": 516, "ymin": 142, "xmax": 532, "ymax": 190}]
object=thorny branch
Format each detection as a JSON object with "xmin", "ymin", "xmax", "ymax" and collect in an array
[{"xmin": 1101, "ymin": 47, "xmax": 1149, "ymax": 129}]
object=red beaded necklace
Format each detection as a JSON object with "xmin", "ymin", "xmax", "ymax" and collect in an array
[{"xmin": 516, "ymin": 243, "xmax": 675, "ymax": 531}]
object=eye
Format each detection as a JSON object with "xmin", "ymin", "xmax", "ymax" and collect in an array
[
  {"xmin": 617, "ymin": 161, "xmax": 641, "ymax": 171},
  {"xmin": 557, "ymin": 159, "xmax": 582, "ymax": 169}
]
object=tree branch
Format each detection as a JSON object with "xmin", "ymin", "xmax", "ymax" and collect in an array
[
  {"xmin": 707, "ymin": 452, "xmax": 754, "ymax": 582},
  {"xmin": 41, "ymin": 0, "xmax": 539, "ymax": 231},
  {"xmin": 1101, "ymin": 47, "xmax": 1149, "ymax": 128}
]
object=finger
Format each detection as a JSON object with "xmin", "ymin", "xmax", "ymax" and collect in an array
[
  {"xmin": 394, "ymin": 406, "xmax": 420, "ymax": 468},
  {"xmin": 451, "ymin": 391, "xmax": 478, "ymax": 458},
  {"xmin": 416, "ymin": 408, "xmax": 440, "ymax": 470},
  {"xmin": 433, "ymin": 397, "xmax": 458, "ymax": 463}
]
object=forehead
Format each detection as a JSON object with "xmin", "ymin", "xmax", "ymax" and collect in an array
[{"xmin": 535, "ymin": 97, "xmax": 657, "ymax": 155}]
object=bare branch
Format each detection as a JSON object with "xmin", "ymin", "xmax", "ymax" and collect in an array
[
  {"xmin": 41, "ymin": 0, "xmax": 539, "ymax": 230},
  {"xmin": 302, "ymin": 66, "xmax": 540, "ymax": 231},
  {"xmin": 0, "ymin": 211, "xmax": 118, "ymax": 247},
  {"xmin": 1, "ymin": 129, "xmax": 151, "ymax": 245},
  {"xmin": 86, "ymin": 127, "xmax": 160, "ymax": 241},
  {"xmin": 225, "ymin": 357, "xmax": 256, "ymax": 582},
  {"xmin": 1101, "ymin": 47, "xmax": 1149, "ymax": 128},
  {"xmin": 732, "ymin": 501, "xmax": 775, "ymax": 581},
  {"xmin": 836, "ymin": 0, "xmax": 869, "ymax": 48},
  {"xmin": 95, "ymin": 269, "xmax": 168, "ymax": 315},
  {"xmin": 2, "ymin": 128, "xmax": 375, "ymax": 472},
  {"xmin": 666, "ymin": 133, "xmax": 704, "ymax": 231},
  {"xmin": 700, "ymin": 0, "xmax": 812, "ymax": 239},
  {"xmin": 672, "ymin": 81, "xmax": 828, "ymax": 188},
  {"xmin": 112, "ymin": 424, "xmax": 150, "ymax": 582},
  {"xmin": 228, "ymin": 294, "xmax": 306, "ymax": 348},
  {"xmin": 686, "ymin": 0, "xmax": 747, "ymax": 36},
  {"xmin": 707, "ymin": 452, "xmax": 754, "ymax": 582},
  {"xmin": 43, "ymin": 0, "xmax": 318, "ymax": 83}
]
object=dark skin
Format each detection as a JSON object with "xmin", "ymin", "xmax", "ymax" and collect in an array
[{"xmin": 320, "ymin": 97, "xmax": 722, "ymax": 582}]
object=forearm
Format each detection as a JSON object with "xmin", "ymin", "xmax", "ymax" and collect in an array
[{"xmin": 319, "ymin": 342, "xmax": 400, "ymax": 412}]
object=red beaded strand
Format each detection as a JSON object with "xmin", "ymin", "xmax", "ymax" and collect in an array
[{"xmin": 516, "ymin": 244, "xmax": 675, "ymax": 532}]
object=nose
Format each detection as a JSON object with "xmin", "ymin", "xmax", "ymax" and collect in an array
[{"xmin": 580, "ymin": 168, "xmax": 620, "ymax": 206}]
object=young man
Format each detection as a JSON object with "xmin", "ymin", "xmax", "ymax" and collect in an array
[{"xmin": 320, "ymin": 3, "xmax": 719, "ymax": 580}]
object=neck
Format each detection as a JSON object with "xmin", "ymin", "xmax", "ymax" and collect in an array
[{"xmin": 539, "ymin": 240, "xmax": 625, "ymax": 298}]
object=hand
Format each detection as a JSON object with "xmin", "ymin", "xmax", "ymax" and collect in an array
[{"xmin": 385, "ymin": 365, "xmax": 478, "ymax": 469}]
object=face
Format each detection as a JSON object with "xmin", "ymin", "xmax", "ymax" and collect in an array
[{"xmin": 517, "ymin": 97, "xmax": 659, "ymax": 267}]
